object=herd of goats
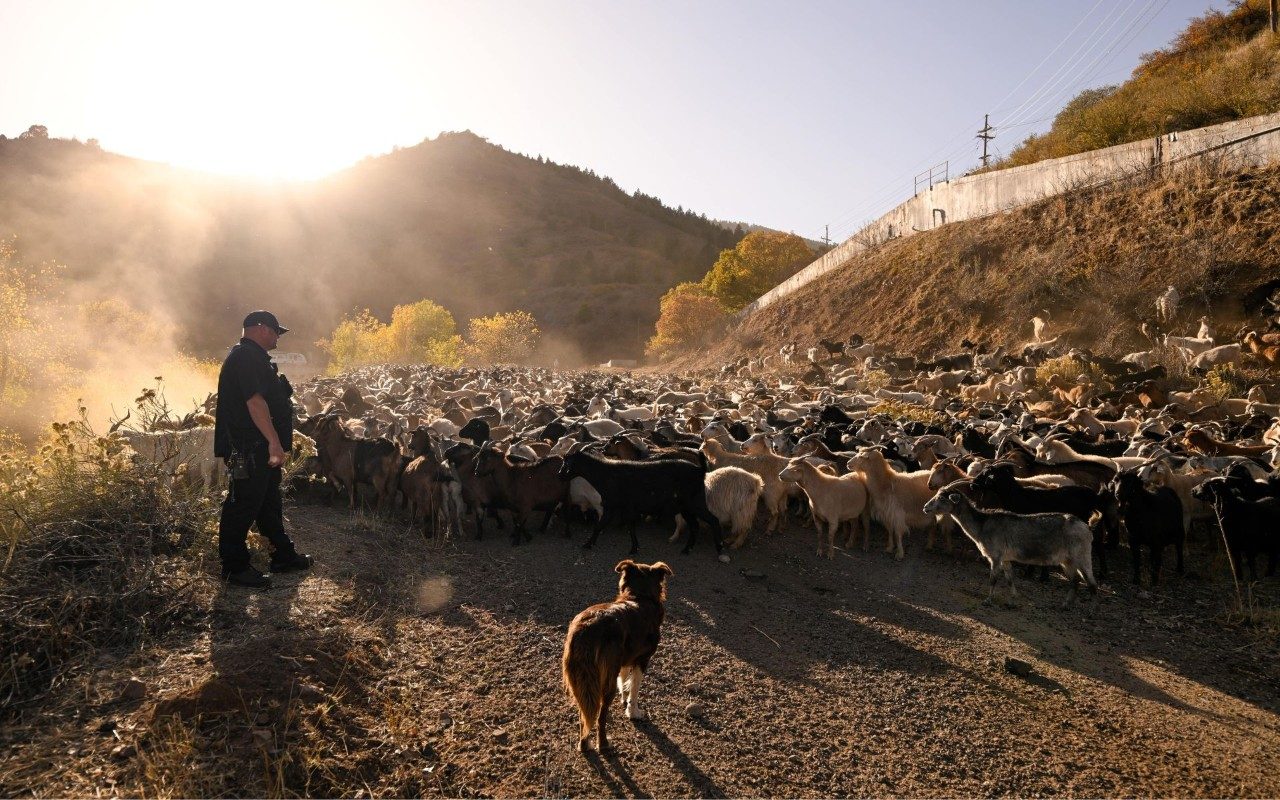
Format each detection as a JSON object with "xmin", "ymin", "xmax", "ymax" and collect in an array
[{"xmin": 115, "ymin": 307, "xmax": 1280, "ymax": 611}]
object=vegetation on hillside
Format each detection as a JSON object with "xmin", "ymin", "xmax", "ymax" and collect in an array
[
  {"xmin": 996, "ymin": 0, "xmax": 1280, "ymax": 169},
  {"xmin": 0, "ymin": 129, "xmax": 745, "ymax": 365},
  {"xmin": 645, "ymin": 282, "xmax": 730, "ymax": 361},
  {"xmin": 676, "ymin": 159, "xmax": 1280, "ymax": 369},
  {"xmin": 465, "ymin": 310, "xmax": 542, "ymax": 365},
  {"xmin": 647, "ymin": 230, "xmax": 811, "ymax": 360}
]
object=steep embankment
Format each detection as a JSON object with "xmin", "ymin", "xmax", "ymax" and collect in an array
[
  {"xmin": 674, "ymin": 161, "xmax": 1280, "ymax": 369},
  {"xmin": 0, "ymin": 132, "xmax": 742, "ymax": 363}
]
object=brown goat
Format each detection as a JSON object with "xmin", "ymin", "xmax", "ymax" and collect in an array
[
  {"xmin": 1243, "ymin": 331, "xmax": 1280, "ymax": 365},
  {"xmin": 472, "ymin": 445, "xmax": 570, "ymax": 545},
  {"xmin": 311, "ymin": 415, "xmax": 401, "ymax": 510},
  {"xmin": 1183, "ymin": 427, "xmax": 1272, "ymax": 458}
]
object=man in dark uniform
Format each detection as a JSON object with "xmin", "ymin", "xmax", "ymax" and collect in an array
[{"xmin": 214, "ymin": 310, "xmax": 313, "ymax": 588}]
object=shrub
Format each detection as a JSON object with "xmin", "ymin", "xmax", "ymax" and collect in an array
[
  {"xmin": 702, "ymin": 231, "xmax": 813, "ymax": 311},
  {"xmin": 1035, "ymin": 355, "xmax": 1108, "ymax": 388},
  {"xmin": 0, "ymin": 395, "xmax": 219, "ymax": 709},
  {"xmin": 318, "ymin": 300, "xmax": 463, "ymax": 373},
  {"xmin": 1204, "ymin": 363, "xmax": 1249, "ymax": 402}
]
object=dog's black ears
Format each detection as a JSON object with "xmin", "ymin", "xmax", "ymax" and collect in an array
[
  {"xmin": 614, "ymin": 559, "xmax": 636, "ymax": 574},
  {"xmin": 651, "ymin": 561, "xmax": 673, "ymax": 578}
]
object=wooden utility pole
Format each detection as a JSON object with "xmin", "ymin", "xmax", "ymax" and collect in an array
[{"xmin": 977, "ymin": 114, "xmax": 996, "ymax": 168}]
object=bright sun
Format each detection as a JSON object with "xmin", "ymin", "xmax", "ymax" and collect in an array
[{"xmin": 89, "ymin": 1, "xmax": 413, "ymax": 180}]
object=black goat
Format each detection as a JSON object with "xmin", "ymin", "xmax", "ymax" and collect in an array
[
  {"xmin": 459, "ymin": 417, "xmax": 491, "ymax": 446},
  {"xmin": 1110, "ymin": 470, "xmax": 1184, "ymax": 587},
  {"xmin": 557, "ymin": 450, "xmax": 720, "ymax": 555},
  {"xmin": 972, "ymin": 462, "xmax": 1115, "ymax": 579},
  {"xmin": 1192, "ymin": 478, "xmax": 1280, "ymax": 581}
]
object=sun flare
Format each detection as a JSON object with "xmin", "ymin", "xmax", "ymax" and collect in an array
[{"xmin": 86, "ymin": 1, "xmax": 416, "ymax": 180}]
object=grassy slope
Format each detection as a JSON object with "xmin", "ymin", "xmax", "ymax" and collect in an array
[
  {"xmin": 996, "ymin": 0, "xmax": 1280, "ymax": 170},
  {"xmin": 671, "ymin": 160, "xmax": 1280, "ymax": 369}
]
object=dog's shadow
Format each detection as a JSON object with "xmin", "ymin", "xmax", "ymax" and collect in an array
[
  {"xmin": 581, "ymin": 719, "xmax": 726, "ymax": 799},
  {"xmin": 583, "ymin": 749, "xmax": 649, "ymax": 799},
  {"xmin": 633, "ymin": 718, "xmax": 727, "ymax": 798}
]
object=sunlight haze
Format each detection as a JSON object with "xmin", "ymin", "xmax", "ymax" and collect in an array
[{"xmin": 1, "ymin": 0, "xmax": 1234, "ymax": 234}]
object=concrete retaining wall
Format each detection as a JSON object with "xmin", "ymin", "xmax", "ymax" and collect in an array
[{"xmin": 741, "ymin": 110, "xmax": 1280, "ymax": 317}]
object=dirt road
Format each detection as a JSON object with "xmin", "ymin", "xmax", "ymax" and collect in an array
[{"xmin": 6, "ymin": 502, "xmax": 1279, "ymax": 797}]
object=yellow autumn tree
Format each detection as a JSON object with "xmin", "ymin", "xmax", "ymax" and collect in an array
[
  {"xmin": 645, "ymin": 282, "xmax": 729, "ymax": 361},
  {"xmin": 702, "ymin": 230, "xmax": 813, "ymax": 311},
  {"xmin": 318, "ymin": 299, "xmax": 463, "ymax": 373},
  {"xmin": 465, "ymin": 310, "xmax": 541, "ymax": 364}
]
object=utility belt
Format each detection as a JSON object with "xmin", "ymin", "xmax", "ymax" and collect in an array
[{"xmin": 225, "ymin": 434, "xmax": 268, "ymax": 481}]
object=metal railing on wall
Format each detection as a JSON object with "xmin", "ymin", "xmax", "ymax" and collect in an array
[{"xmin": 912, "ymin": 161, "xmax": 949, "ymax": 194}]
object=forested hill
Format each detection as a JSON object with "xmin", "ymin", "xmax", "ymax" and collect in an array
[{"xmin": 0, "ymin": 130, "xmax": 742, "ymax": 362}]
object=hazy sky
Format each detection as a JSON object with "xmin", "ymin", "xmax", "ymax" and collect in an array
[{"xmin": 0, "ymin": 0, "xmax": 1231, "ymax": 242}]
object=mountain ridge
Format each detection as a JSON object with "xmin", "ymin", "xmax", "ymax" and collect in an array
[{"xmin": 0, "ymin": 129, "xmax": 744, "ymax": 363}]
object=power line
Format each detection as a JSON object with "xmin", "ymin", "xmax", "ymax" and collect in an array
[
  {"xmin": 1007, "ymin": 0, "xmax": 1161, "ymax": 128},
  {"xmin": 1000, "ymin": 0, "xmax": 1144, "ymax": 130},
  {"xmin": 1003, "ymin": 0, "xmax": 1164, "ymax": 132}
]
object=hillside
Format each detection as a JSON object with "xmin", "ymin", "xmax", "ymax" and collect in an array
[
  {"xmin": 996, "ymin": 0, "xmax": 1280, "ymax": 169},
  {"xmin": 0, "ymin": 131, "xmax": 741, "ymax": 363},
  {"xmin": 673, "ymin": 159, "xmax": 1280, "ymax": 368}
]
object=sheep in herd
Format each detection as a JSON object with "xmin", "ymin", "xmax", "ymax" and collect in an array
[
  {"xmin": 1188, "ymin": 343, "xmax": 1242, "ymax": 374},
  {"xmin": 701, "ymin": 438, "xmax": 797, "ymax": 533},
  {"xmin": 1036, "ymin": 436, "xmax": 1144, "ymax": 473},
  {"xmin": 1136, "ymin": 458, "xmax": 1215, "ymax": 536},
  {"xmin": 1242, "ymin": 330, "xmax": 1280, "ymax": 365},
  {"xmin": 924, "ymin": 490, "xmax": 1099, "ymax": 611},
  {"xmin": 1031, "ymin": 313, "xmax": 1050, "ymax": 343},
  {"xmin": 1110, "ymin": 469, "xmax": 1184, "ymax": 587},
  {"xmin": 671, "ymin": 466, "xmax": 764, "ymax": 550},
  {"xmin": 846, "ymin": 447, "xmax": 946, "ymax": 559},
  {"xmin": 1163, "ymin": 332, "xmax": 1215, "ymax": 356},
  {"xmin": 779, "ymin": 458, "xmax": 868, "ymax": 558},
  {"xmin": 558, "ymin": 449, "xmax": 720, "ymax": 554},
  {"xmin": 1156, "ymin": 285, "xmax": 1180, "ymax": 324}
]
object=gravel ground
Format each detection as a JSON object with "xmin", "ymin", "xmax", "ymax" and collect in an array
[{"xmin": 5, "ymin": 501, "xmax": 1278, "ymax": 798}]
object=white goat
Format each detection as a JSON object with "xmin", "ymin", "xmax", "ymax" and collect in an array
[
  {"xmin": 701, "ymin": 439, "xmax": 795, "ymax": 533},
  {"xmin": 671, "ymin": 466, "xmax": 765, "ymax": 550},
  {"xmin": 845, "ymin": 448, "xmax": 945, "ymax": 560},
  {"xmin": 1188, "ymin": 343, "xmax": 1242, "ymax": 373},
  {"xmin": 117, "ymin": 426, "xmax": 222, "ymax": 492},
  {"xmin": 1156, "ymin": 285, "xmax": 1180, "ymax": 324}
]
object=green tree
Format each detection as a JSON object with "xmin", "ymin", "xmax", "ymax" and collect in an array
[{"xmin": 702, "ymin": 230, "xmax": 812, "ymax": 311}]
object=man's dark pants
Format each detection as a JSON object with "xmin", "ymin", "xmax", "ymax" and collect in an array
[{"xmin": 218, "ymin": 443, "xmax": 299, "ymax": 574}]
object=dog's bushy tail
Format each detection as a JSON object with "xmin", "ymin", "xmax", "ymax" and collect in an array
[{"xmin": 563, "ymin": 633, "xmax": 608, "ymax": 748}]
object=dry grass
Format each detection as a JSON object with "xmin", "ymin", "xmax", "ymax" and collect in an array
[
  {"xmin": 993, "ymin": 0, "xmax": 1280, "ymax": 170},
  {"xmin": 675, "ymin": 160, "xmax": 1280, "ymax": 368}
]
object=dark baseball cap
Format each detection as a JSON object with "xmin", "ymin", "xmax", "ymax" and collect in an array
[{"xmin": 242, "ymin": 310, "xmax": 289, "ymax": 334}]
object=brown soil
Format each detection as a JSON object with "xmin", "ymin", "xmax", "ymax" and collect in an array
[{"xmin": 3, "ymin": 499, "xmax": 1278, "ymax": 797}]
